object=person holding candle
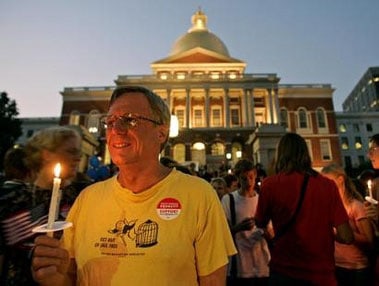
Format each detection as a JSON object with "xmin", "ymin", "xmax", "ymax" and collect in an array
[
  {"xmin": 31, "ymin": 86, "xmax": 236, "ymax": 286},
  {"xmin": 365, "ymin": 134, "xmax": 379, "ymax": 222},
  {"xmin": 365, "ymin": 133, "xmax": 379, "ymax": 286},
  {"xmin": 0, "ymin": 126, "xmax": 88, "ymax": 285},
  {"xmin": 321, "ymin": 163, "xmax": 374, "ymax": 286}
]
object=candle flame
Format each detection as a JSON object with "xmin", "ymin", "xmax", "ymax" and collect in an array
[
  {"xmin": 54, "ymin": 163, "xmax": 61, "ymax": 178},
  {"xmin": 368, "ymin": 179, "xmax": 372, "ymax": 189}
]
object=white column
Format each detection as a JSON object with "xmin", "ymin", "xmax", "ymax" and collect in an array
[
  {"xmin": 186, "ymin": 88, "xmax": 190, "ymax": 128},
  {"xmin": 205, "ymin": 88, "xmax": 210, "ymax": 127},
  {"xmin": 249, "ymin": 89, "xmax": 256, "ymax": 127},
  {"xmin": 224, "ymin": 88, "xmax": 230, "ymax": 128},
  {"xmin": 166, "ymin": 89, "xmax": 172, "ymax": 111},
  {"xmin": 243, "ymin": 89, "xmax": 249, "ymax": 127},
  {"xmin": 267, "ymin": 88, "xmax": 274, "ymax": 124},
  {"xmin": 273, "ymin": 88, "xmax": 280, "ymax": 124}
]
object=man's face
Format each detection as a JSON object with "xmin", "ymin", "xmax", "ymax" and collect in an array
[
  {"xmin": 105, "ymin": 93, "xmax": 168, "ymax": 168},
  {"xmin": 239, "ymin": 169, "xmax": 257, "ymax": 191},
  {"xmin": 368, "ymin": 141, "xmax": 379, "ymax": 169}
]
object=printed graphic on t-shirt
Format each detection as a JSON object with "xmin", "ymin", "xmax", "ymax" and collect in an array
[
  {"xmin": 107, "ymin": 218, "xmax": 158, "ymax": 247},
  {"xmin": 93, "ymin": 218, "xmax": 159, "ymax": 257}
]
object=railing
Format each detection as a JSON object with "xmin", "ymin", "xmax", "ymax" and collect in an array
[{"xmin": 62, "ymin": 74, "xmax": 331, "ymax": 92}]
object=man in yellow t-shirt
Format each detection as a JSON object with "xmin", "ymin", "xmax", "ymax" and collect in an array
[{"xmin": 31, "ymin": 86, "xmax": 236, "ymax": 286}]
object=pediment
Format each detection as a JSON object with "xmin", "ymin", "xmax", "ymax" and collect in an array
[{"xmin": 152, "ymin": 47, "xmax": 243, "ymax": 65}]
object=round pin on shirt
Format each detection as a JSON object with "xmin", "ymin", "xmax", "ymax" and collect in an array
[{"xmin": 157, "ymin": 198, "xmax": 181, "ymax": 220}]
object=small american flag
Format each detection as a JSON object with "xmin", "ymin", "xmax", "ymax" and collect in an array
[{"xmin": 1, "ymin": 203, "xmax": 48, "ymax": 246}]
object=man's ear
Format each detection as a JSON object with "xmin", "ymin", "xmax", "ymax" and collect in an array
[{"xmin": 158, "ymin": 125, "xmax": 169, "ymax": 142}]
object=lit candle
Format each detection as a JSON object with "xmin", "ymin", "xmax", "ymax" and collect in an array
[
  {"xmin": 365, "ymin": 179, "xmax": 378, "ymax": 205},
  {"xmin": 47, "ymin": 163, "xmax": 62, "ymax": 229},
  {"xmin": 368, "ymin": 179, "xmax": 373, "ymax": 198}
]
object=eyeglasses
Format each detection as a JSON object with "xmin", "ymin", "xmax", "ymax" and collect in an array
[{"xmin": 100, "ymin": 113, "xmax": 162, "ymax": 131}]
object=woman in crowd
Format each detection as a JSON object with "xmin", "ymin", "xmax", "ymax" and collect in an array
[
  {"xmin": 321, "ymin": 163, "xmax": 374, "ymax": 286},
  {"xmin": 0, "ymin": 126, "xmax": 90, "ymax": 285},
  {"xmin": 255, "ymin": 132, "xmax": 353, "ymax": 286},
  {"xmin": 211, "ymin": 177, "xmax": 229, "ymax": 200},
  {"xmin": 365, "ymin": 133, "xmax": 379, "ymax": 285}
]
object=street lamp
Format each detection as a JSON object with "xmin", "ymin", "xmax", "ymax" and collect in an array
[{"xmin": 169, "ymin": 114, "xmax": 179, "ymax": 138}]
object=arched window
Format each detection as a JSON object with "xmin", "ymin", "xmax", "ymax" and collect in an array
[
  {"xmin": 173, "ymin": 143, "xmax": 186, "ymax": 163},
  {"xmin": 297, "ymin": 108, "xmax": 308, "ymax": 129},
  {"xmin": 316, "ymin": 107, "xmax": 326, "ymax": 129},
  {"xmin": 87, "ymin": 110, "xmax": 101, "ymax": 134},
  {"xmin": 279, "ymin": 108, "xmax": 289, "ymax": 128},
  {"xmin": 211, "ymin": 142, "xmax": 225, "ymax": 156},
  {"xmin": 192, "ymin": 142, "xmax": 206, "ymax": 165}
]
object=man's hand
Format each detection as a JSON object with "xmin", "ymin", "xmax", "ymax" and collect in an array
[
  {"xmin": 31, "ymin": 235, "xmax": 74, "ymax": 286},
  {"xmin": 232, "ymin": 217, "xmax": 255, "ymax": 235}
]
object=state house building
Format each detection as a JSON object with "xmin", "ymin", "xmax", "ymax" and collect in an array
[{"xmin": 60, "ymin": 9, "xmax": 341, "ymax": 173}]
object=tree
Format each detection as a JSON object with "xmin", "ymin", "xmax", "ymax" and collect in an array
[{"xmin": 0, "ymin": 92, "xmax": 22, "ymax": 171}]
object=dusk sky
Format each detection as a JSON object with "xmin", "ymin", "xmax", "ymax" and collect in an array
[{"xmin": 1, "ymin": 0, "xmax": 378, "ymax": 117}]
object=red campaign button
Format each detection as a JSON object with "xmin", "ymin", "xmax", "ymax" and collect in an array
[{"xmin": 156, "ymin": 198, "xmax": 181, "ymax": 220}]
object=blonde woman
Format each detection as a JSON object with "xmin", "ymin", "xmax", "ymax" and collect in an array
[
  {"xmin": 0, "ymin": 126, "xmax": 88, "ymax": 285},
  {"xmin": 321, "ymin": 163, "xmax": 374, "ymax": 286}
]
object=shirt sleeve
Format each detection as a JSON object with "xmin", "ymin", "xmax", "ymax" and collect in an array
[{"xmin": 195, "ymin": 185, "xmax": 237, "ymax": 276}]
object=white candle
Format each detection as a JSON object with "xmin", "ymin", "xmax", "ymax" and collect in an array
[
  {"xmin": 47, "ymin": 163, "xmax": 61, "ymax": 229},
  {"xmin": 365, "ymin": 179, "xmax": 378, "ymax": 205},
  {"xmin": 368, "ymin": 179, "xmax": 373, "ymax": 198}
]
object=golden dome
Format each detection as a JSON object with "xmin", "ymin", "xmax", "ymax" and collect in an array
[{"xmin": 169, "ymin": 9, "xmax": 230, "ymax": 57}]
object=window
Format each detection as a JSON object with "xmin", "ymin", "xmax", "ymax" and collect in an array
[
  {"xmin": 344, "ymin": 156, "xmax": 352, "ymax": 169},
  {"xmin": 173, "ymin": 143, "xmax": 186, "ymax": 163},
  {"xmin": 341, "ymin": 137, "xmax": 349, "ymax": 150},
  {"xmin": 87, "ymin": 110, "xmax": 101, "ymax": 134},
  {"xmin": 69, "ymin": 111, "xmax": 80, "ymax": 125},
  {"xmin": 316, "ymin": 108, "xmax": 326, "ymax": 128},
  {"xmin": 298, "ymin": 108, "xmax": 308, "ymax": 129},
  {"xmin": 210, "ymin": 72, "xmax": 221, "ymax": 80},
  {"xmin": 367, "ymin": 123, "xmax": 373, "ymax": 132},
  {"xmin": 339, "ymin": 123, "xmax": 347, "ymax": 133},
  {"xmin": 193, "ymin": 107, "xmax": 204, "ymax": 127},
  {"xmin": 320, "ymin": 140, "xmax": 332, "ymax": 161},
  {"xmin": 27, "ymin": 129, "xmax": 34, "ymax": 138},
  {"xmin": 353, "ymin": 124, "xmax": 359, "ymax": 132},
  {"xmin": 175, "ymin": 108, "xmax": 185, "ymax": 128},
  {"xmin": 355, "ymin": 137, "xmax": 362, "ymax": 149},
  {"xmin": 175, "ymin": 72, "xmax": 186, "ymax": 80},
  {"xmin": 211, "ymin": 106, "xmax": 222, "ymax": 127},
  {"xmin": 280, "ymin": 108, "xmax": 288, "ymax": 128},
  {"xmin": 230, "ymin": 107, "xmax": 240, "ymax": 126},
  {"xmin": 211, "ymin": 142, "xmax": 225, "ymax": 156}
]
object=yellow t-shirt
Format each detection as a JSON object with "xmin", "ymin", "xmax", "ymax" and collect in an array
[{"xmin": 62, "ymin": 169, "xmax": 236, "ymax": 285}]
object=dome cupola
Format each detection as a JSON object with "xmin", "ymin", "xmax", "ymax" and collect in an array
[{"xmin": 169, "ymin": 8, "xmax": 230, "ymax": 57}]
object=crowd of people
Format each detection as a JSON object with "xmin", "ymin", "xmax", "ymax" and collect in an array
[{"xmin": 0, "ymin": 85, "xmax": 378, "ymax": 285}]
